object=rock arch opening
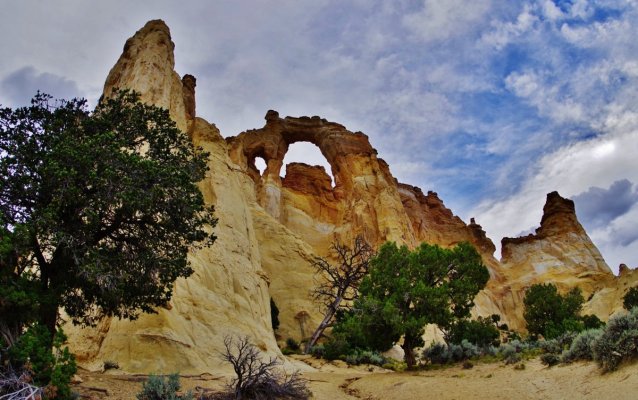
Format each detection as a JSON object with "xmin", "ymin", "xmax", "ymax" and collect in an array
[
  {"xmin": 282, "ymin": 142, "xmax": 334, "ymax": 187},
  {"xmin": 254, "ymin": 156, "xmax": 267, "ymax": 176}
]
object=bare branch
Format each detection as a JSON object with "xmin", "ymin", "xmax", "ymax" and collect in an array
[
  {"xmin": 306, "ymin": 235, "xmax": 374, "ymax": 352},
  {"xmin": 216, "ymin": 335, "xmax": 310, "ymax": 400}
]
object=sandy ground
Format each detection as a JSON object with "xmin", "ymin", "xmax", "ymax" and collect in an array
[{"xmin": 72, "ymin": 356, "xmax": 638, "ymax": 400}]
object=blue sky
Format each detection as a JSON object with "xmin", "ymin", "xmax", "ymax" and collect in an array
[{"xmin": 1, "ymin": 0, "xmax": 637, "ymax": 273}]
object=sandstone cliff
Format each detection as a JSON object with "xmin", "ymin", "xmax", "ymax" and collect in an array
[
  {"xmin": 67, "ymin": 20, "xmax": 278, "ymax": 373},
  {"xmin": 67, "ymin": 20, "xmax": 631, "ymax": 372}
]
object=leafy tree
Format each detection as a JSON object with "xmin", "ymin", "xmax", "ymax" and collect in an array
[
  {"xmin": 446, "ymin": 315, "xmax": 501, "ymax": 347},
  {"xmin": 523, "ymin": 283, "xmax": 585, "ymax": 339},
  {"xmin": 7, "ymin": 323, "xmax": 76, "ymax": 399},
  {"xmin": 305, "ymin": 236, "xmax": 373, "ymax": 352},
  {"xmin": 0, "ymin": 91, "xmax": 217, "ymax": 342},
  {"xmin": 581, "ymin": 314, "xmax": 605, "ymax": 330},
  {"xmin": 623, "ymin": 286, "xmax": 638, "ymax": 310},
  {"xmin": 339, "ymin": 241, "xmax": 489, "ymax": 368}
]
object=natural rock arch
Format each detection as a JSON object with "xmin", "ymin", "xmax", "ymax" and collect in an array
[{"xmin": 227, "ymin": 110, "xmax": 377, "ymax": 196}]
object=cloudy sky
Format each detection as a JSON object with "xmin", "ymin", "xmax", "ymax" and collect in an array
[{"xmin": 1, "ymin": 1, "xmax": 637, "ymax": 273}]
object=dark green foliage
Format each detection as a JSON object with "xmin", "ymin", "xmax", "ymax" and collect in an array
[
  {"xmin": 0, "ymin": 223, "xmax": 40, "ymax": 346},
  {"xmin": 322, "ymin": 336, "xmax": 352, "ymax": 361},
  {"xmin": 0, "ymin": 91, "xmax": 217, "ymax": 338},
  {"xmin": 7, "ymin": 324, "xmax": 76, "ymax": 399},
  {"xmin": 593, "ymin": 307, "xmax": 638, "ymax": 372},
  {"xmin": 523, "ymin": 284, "xmax": 585, "ymax": 339},
  {"xmin": 285, "ymin": 338, "xmax": 300, "ymax": 351},
  {"xmin": 341, "ymin": 242, "xmax": 489, "ymax": 368},
  {"xmin": 330, "ymin": 298, "xmax": 401, "ymax": 353},
  {"xmin": 540, "ymin": 353, "xmax": 560, "ymax": 367},
  {"xmin": 270, "ymin": 298, "xmax": 280, "ymax": 331},
  {"xmin": 136, "ymin": 373, "xmax": 194, "ymax": 400},
  {"xmin": 581, "ymin": 314, "xmax": 605, "ymax": 330},
  {"xmin": 282, "ymin": 338, "xmax": 301, "ymax": 355},
  {"xmin": 446, "ymin": 316, "xmax": 501, "ymax": 347},
  {"xmin": 622, "ymin": 286, "xmax": 638, "ymax": 311}
]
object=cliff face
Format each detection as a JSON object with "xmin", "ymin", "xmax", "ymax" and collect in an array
[
  {"xmin": 67, "ymin": 20, "xmax": 278, "ymax": 373},
  {"xmin": 67, "ymin": 20, "xmax": 628, "ymax": 372}
]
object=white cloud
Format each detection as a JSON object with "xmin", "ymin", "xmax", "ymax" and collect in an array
[
  {"xmin": 473, "ymin": 126, "xmax": 638, "ymax": 272},
  {"xmin": 480, "ymin": 4, "xmax": 537, "ymax": 50},
  {"xmin": 402, "ymin": 0, "xmax": 492, "ymax": 43},
  {"xmin": 542, "ymin": 0, "xmax": 564, "ymax": 21}
]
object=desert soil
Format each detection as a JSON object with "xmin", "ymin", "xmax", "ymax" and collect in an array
[{"xmin": 72, "ymin": 355, "xmax": 638, "ymax": 400}]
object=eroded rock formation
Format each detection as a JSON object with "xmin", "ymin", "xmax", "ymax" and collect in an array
[{"xmin": 66, "ymin": 19, "xmax": 632, "ymax": 373}]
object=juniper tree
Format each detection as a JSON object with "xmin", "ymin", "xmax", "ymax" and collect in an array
[{"xmin": 0, "ymin": 91, "xmax": 216, "ymax": 342}]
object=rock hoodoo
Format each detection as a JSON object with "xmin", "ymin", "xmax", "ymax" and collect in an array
[{"xmin": 66, "ymin": 19, "xmax": 631, "ymax": 373}]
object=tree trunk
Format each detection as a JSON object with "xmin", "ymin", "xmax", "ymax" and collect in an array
[
  {"xmin": 305, "ymin": 295, "xmax": 343, "ymax": 353},
  {"xmin": 38, "ymin": 296, "xmax": 59, "ymax": 346},
  {"xmin": 402, "ymin": 339, "xmax": 417, "ymax": 369}
]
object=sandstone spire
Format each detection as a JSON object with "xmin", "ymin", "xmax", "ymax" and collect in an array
[
  {"xmin": 501, "ymin": 191, "xmax": 612, "ymax": 284},
  {"xmin": 102, "ymin": 19, "xmax": 193, "ymax": 131}
]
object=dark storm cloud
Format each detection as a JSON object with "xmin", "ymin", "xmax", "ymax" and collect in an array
[
  {"xmin": 573, "ymin": 179, "xmax": 638, "ymax": 229},
  {"xmin": 1, "ymin": 66, "xmax": 82, "ymax": 107}
]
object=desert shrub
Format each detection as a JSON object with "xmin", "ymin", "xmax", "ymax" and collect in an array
[
  {"xmin": 7, "ymin": 324, "xmax": 76, "ymax": 399},
  {"xmin": 282, "ymin": 338, "xmax": 301, "ymax": 355},
  {"xmin": 137, "ymin": 374, "xmax": 193, "ymax": 400},
  {"xmin": 285, "ymin": 338, "xmax": 300, "ymax": 351},
  {"xmin": 540, "ymin": 332, "xmax": 576, "ymax": 355},
  {"xmin": 422, "ymin": 343, "xmax": 450, "ymax": 365},
  {"xmin": 308, "ymin": 344, "xmax": 324, "ymax": 358},
  {"xmin": 0, "ymin": 368, "xmax": 45, "ymax": 399},
  {"xmin": 219, "ymin": 336, "xmax": 310, "ymax": 400},
  {"xmin": 623, "ymin": 287, "xmax": 638, "ymax": 310},
  {"xmin": 103, "ymin": 360, "xmax": 120, "ymax": 370},
  {"xmin": 462, "ymin": 360, "xmax": 473, "ymax": 369},
  {"xmin": 422, "ymin": 341, "xmax": 482, "ymax": 365},
  {"xmin": 322, "ymin": 336, "xmax": 352, "ymax": 361},
  {"xmin": 562, "ymin": 329, "xmax": 603, "ymax": 363},
  {"xmin": 343, "ymin": 349, "xmax": 386, "ymax": 366},
  {"xmin": 540, "ymin": 353, "xmax": 560, "ymax": 367},
  {"xmin": 499, "ymin": 344, "xmax": 521, "ymax": 365},
  {"xmin": 593, "ymin": 308, "xmax": 638, "ymax": 372}
]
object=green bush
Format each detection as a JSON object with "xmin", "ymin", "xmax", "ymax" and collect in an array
[
  {"xmin": 343, "ymin": 350, "xmax": 386, "ymax": 366},
  {"xmin": 322, "ymin": 337, "xmax": 352, "ymax": 361},
  {"xmin": 593, "ymin": 308, "xmax": 638, "ymax": 372},
  {"xmin": 562, "ymin": 329, "xmax": 603, "ymax": 363},
  {"xmin": 499, "ymin": 343, "xmax": 521, "ymax": 365},
  {"xmin": 136, "ymin": 373, "xmax": 193, "ymax": 400},
  {"xmin": 623, "ymin": 287, "xmax": 638, "ymax": 310},
  {"xmin": 422, "ymin": 343, "xmax": 450, "ymax": 364},
  {"xmin": 8, "ymin": 324, "xmax": 76, "ymax": 399},
  {"xmin": 446, "ymin": 317, "xmax": 501, "ymax": 347},
  {"xmin": 308, "ymin": 344, "xmax": 324, "ymax": 358},
  {"xmin": 523, "ymin": 284, "xmax": 585, "ymax": 339},
  {"xmin": 539, "ymin": 332, "xmax": 576, "ymax": 355},
  {"xmin": 422, "ymin": 340, "xmax": 482, "ymax": 365},
  {"xmin": 540, "ymin": 353, "xmax": 560, "ymax": 367},
  {"xmin": 285, "ymin": 338, "xmax": 300, "ymax": 351},
  {"xmin": 581, "ymin": 314, "xmax": 605, "ymax": 330}
]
